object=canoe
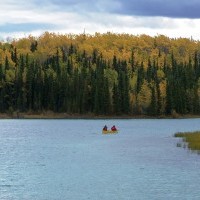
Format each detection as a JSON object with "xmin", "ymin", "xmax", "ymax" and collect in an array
[{"xmin": 102, "ymin": 130, "xmax": 118, "ymax": 134}]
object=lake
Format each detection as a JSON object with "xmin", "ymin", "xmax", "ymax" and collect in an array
[{"xmin": 0, "ymin": 119, "xmax": 200, "ymax": 200}]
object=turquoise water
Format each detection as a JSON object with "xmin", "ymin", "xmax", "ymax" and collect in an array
[{"xmin": 0, "ymin": 119, "xmax": 200, "ymax": 200}]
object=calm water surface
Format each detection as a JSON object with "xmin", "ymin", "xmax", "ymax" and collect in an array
[{"xmin": 0, "ymin": 119, "xmax": 200, "ymax": 200}]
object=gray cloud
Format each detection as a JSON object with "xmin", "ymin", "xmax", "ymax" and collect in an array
[
  {"xmin": 31, "ymin": 0, "xmax": 118, "ymax": 13},
  {"xmin": 4, "ymin": 0, "xmax": 200, "ymax": 19},
  {"xmin": 32, "ymin": 0, "xmax": 99, "ymax": 11},
  {"xmin": 32, "ymin": 0, "xmax": 200, "ymax": 19},
  {"xmin": 112, "ymin": 0, "xmax": 200, "ymax": 19},
  {"xmin": 1, "ymin": 0, "xmax": 200, "ymax": 40}
]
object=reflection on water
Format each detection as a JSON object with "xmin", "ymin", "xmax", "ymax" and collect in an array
[{"xmin": 0, "ymin": 119, "xmax": 200, "ymax": 200}]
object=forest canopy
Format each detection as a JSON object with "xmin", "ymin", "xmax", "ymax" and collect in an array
[{"xmin": 0, "ymin": 32, "xmax": 200, "ymax": 116}]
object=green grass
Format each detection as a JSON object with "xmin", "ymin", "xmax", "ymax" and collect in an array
[{"xmin": 174, "ymin": 131, "xmax": 200, "ymax": 151}]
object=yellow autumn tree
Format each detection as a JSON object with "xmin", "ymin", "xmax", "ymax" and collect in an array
[{"xmin": 137, "ymin": 80, "xmax": 152, "ymax": 113}]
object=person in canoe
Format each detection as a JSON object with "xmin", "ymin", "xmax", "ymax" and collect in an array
[
  {"xmin": 103, "ymin": 125, "xmax": 108, "ymax": 131},
  {"xmin": 111, "ymin": 125, "xmax": 117, "ymax": 131}
]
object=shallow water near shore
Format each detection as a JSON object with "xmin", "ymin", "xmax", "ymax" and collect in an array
[{"xmin": 1, "ymin": 119, "xmax": 200, "ymax": 200}]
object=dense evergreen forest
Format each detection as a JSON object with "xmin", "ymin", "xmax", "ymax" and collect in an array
[{"xmin": 1, "ymin": 32, "xmax": 200, "ymax": 116}]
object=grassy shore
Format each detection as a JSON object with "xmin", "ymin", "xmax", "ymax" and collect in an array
[
  {"xmin": 0, "ymin": 111, "xmax": 200, "ymax": 119},
  {"xmin": 174, "ymin": 131, "xmax": 200, "ymax": 151},
  {"xmin": 0, "ymin": 112, "xmax": 146, "ymax": 119}
]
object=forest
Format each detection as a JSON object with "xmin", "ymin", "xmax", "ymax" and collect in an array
[{"xmin": 0, "ymin": 32, "xmax": 200, "ymax": 116}]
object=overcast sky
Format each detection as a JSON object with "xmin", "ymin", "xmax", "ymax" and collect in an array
[{"xmin": 1, "ymin": 0, "xmax": 200, "ymax": 40}]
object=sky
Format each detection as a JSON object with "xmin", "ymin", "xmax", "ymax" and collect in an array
[{"xmin": 1, "ymin": 0, "xmax": 200, "ymax": 40}]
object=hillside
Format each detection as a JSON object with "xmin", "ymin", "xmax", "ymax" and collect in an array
[{"xmin": 0, "ymin": 32, "xmax": 200, "ymax": 116}]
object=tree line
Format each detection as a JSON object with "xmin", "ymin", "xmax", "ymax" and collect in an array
[{"xmin": 0, "ymin": 32, "xmax": 200, "ymax": 116}]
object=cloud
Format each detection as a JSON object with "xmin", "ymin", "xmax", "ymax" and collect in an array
[
  {"xmin": 0, "ymin": 0, "xmax": 200, "ymax": 40},
  {"xmin": 29, "ymin": 0, "xmax": 120, "ymax": 15},
  {"xmin": 29, "ymin": 0, "xmax": 200, "ymax": 19},
  {"xmin": 113, "ymin": 0, "xmax": 200, "ymax": 19}
]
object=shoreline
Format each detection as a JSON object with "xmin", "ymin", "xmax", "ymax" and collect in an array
[{"xmin": 0, "ymin": 112, "xmax": 200, "ymax": 119}]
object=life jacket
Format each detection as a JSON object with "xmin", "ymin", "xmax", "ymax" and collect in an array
[
  {"xmin": 103, "ymin": 126, "xmax": 107, "ymax": 131},
  {"xmin": 111, "ymin": 126, "xmax": 117, "ymax": 131}
]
